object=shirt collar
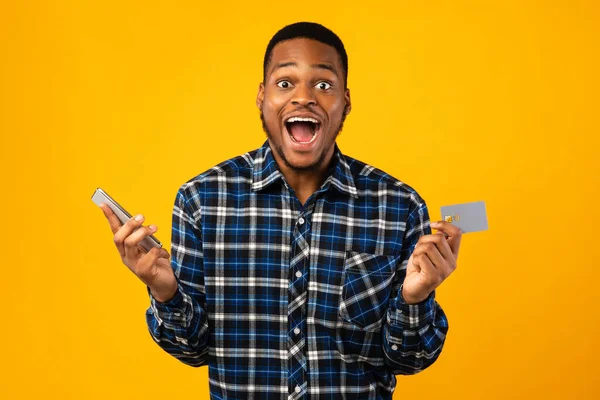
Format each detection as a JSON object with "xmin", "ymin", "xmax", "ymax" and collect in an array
[
  {"xmin": 251, "ymin": 140, "xmax": 358, "ymax": 199},
  {"xmin": 251, "ymin": 141, "xmax": 283, "ymax": 192}
]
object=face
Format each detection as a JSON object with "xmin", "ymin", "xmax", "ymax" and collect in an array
[{"xmin": 257, "ymin": 38, "xmax": 351, "ymax": 172}]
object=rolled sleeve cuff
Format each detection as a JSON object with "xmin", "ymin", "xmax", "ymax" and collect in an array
[
  {"xmin": 148, "ymin": 283, "xmax": 192, "ymax": 327},
  {"xmin": 389, "ymin": 285, "xmax": 436, "ymax": 330}
]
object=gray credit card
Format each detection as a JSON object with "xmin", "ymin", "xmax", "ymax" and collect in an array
[{"xmin": 440, "ymin": 201, "xmax": 488, "ymax": 233}]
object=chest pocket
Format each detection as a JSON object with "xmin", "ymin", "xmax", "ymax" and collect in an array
[{"xmin": 338, "ymin": 252, "xmax": 397, "ymax": 332}]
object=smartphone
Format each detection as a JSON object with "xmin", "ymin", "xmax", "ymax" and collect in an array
[{"xmin": 91, "ymin": 187, "xmax": 162, "ymax": 252}]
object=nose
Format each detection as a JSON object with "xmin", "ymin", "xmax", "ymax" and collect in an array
[{"xmin": 291, "ymin": 83, "xmax": 316, "ymax": 107}]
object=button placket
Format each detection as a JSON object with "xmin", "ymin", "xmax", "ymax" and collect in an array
[{"xmin": 288, "ymin": 212, "xmax": 310, "ymax": 396}]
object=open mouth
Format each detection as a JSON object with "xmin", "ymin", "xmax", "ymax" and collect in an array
[{"xmin": 285, "ymin": 117, "xmax": 321, "ymax": 144}]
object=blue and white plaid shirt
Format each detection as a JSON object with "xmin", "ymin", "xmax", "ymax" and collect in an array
[{"xmin": 147, "ymin": 140, "xmax": 449, "ymax": 399}]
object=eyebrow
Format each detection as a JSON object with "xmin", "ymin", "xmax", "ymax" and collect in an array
[{"xmin": 271, "ymin": 61, "xmax": 339, "ymax": 76}]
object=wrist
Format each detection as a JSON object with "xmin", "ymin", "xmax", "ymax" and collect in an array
[
  {"xmin": 150, "ymin": 282, "xmax": 178, "ymax": 303},
  {"xmin": 401, "ymin": 284, "xmax": 430, "ymax": 305}
]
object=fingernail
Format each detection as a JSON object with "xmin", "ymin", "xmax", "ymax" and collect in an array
[
  {"xmin": 430, "ymin": 221, "xmax": 438, "ymax": 226},
  {"xmin": 149, "ymin": 225, "xmax": 157, "ymax": 231},
  {"xmin": 135, "ymin": 214, "xmax": 144, "ymax": 221}
]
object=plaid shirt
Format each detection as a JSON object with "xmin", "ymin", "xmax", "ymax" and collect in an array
[{"xmin": 146, "ymin": 141, "xmax": 448, "ymax": 399}]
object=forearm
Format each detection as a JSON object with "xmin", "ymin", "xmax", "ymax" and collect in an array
[
  {"xmin": 146, "ymin": 282, "xmax": 210, "ymax": 367},
  {"xmin": 382, "ymin": 289, "xmax": 448, "ymax": 375}
]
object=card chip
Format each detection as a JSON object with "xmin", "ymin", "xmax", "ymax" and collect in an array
[{"xmin": 444, "ymin": 214, "xmax": 461, "ymax": 223}]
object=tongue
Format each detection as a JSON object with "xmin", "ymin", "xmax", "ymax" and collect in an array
[{"xmin": 289, "ymin": 122, "xmax": 314, "ymax": 142}]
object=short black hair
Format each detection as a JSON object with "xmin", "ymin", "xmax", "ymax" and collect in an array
[{"xmin": 263, "ymin": 22, "xmax": 348, "ymax": 87}]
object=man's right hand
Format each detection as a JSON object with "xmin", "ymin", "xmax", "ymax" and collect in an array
[{"xmin": 99, "ymin": 203, "xmax": 178, "ymax": 303}]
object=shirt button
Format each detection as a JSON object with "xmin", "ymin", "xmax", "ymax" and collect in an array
[
  {"xmin": 295, "ymin": 386, "xmax": 301, "ymax": 393},
  {"xmin": 294, "ymin": 327, "xmax": 300, "ymax": 335},
  {"xmin": 295, "ymin": 270, "xmax": 302, "ymax": 278},
  {"xmin": 298, "ymin": 217, "xmax": 305, "ymax": 225},
  {"xmin": 391, "ymin": 344, "xmax": 399, "ymax": 351}
]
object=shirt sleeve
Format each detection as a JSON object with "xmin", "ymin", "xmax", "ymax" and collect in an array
[
  {"xmin": 145, "ymin": 186, "xmax": 210, "ymax": 367},
  {"xmin": 382, "ymin": 198, "xmax": 449, "ymax": 375}
]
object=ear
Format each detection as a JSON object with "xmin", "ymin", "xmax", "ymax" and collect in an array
[
  {"xmin": 344, "ymin": 87, "xmax": 352, "ymax": 115},
  {"xmin": 256, "ymin": 82, "xmax": 265, "ymax": 110}
]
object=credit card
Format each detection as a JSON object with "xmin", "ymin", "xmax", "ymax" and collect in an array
[{"xmin": 440, "ymin": 201, "xmax": 488, "ymax": 233}]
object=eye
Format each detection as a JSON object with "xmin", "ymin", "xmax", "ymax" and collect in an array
[
  {"xmin": 277, "ymin": 80, "xmax": 292, "ymax": 88},
  {"xmin": 316, "ymin": 81, "xmax": 331, "ymax": 90}
]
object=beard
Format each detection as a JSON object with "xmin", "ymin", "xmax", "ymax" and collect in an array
[{"xmin": 259, "ymin": 109, "xmax": 347, "ymax": 173}]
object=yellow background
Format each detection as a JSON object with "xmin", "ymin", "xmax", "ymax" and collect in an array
[{"xmin": 1, "ymin": 1, "xmax": 599, "ymax": 398}]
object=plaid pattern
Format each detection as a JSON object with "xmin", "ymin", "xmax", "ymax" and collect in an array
[{"xmin": 146, "ymin": 141, "xmax": 449, "ymax": 399}]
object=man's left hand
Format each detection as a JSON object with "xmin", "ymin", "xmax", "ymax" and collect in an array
[{"xmin": 401, "ymin": 221, "xmax": 463, "ymax": 304}]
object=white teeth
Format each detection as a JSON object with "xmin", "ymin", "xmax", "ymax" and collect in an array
[{"xmin": 286, "ymin": 116, "xmax": 319, "ymax": 124}]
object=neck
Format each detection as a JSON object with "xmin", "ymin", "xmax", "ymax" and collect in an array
[{"xmin": 271, "ymin": 145, "xmax": 336, "ymax": 206}]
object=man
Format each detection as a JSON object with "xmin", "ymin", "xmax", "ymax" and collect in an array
[{"xmin": 100, "ymin": 22, "xmax": 462, "ymax": 399}]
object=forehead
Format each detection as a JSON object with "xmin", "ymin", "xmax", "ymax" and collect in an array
[{"xmin": 268, "ymin": 38, "xmax": 342, "ymax": 73}]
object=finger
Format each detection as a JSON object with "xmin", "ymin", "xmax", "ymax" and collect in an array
[
  {"xmin": 430, "ymin": 221, "xmax": 463, "ymax": 256},
  {"xmin": 413, "ymin": 237, "xmax": 457, "ymax": 279},
  {"xmin": 135, "ymin": 247, "xmax": 161, "ymax": 283},
  {"xmin": 432, "ymin": 233, "xmax": 457, "ymax": 276},
  {"xmin": 412, "ymin": 241, "xmax": 445, "ymax": 270},
  {"xmin": 414, "ymin": 253, "xmax": 442, "ymax": 288},
  {"xmin": 429, "ymin": 220, "xmax": 462, "ymax": 236},
  {"xmin": 113, "ymin": 213, "xmax": 146, "ymax": 258},
  {"xmin": 124, "ymin": 224, "xmax": 158, "ymax": 259},
  {"xmin": 435, "ymin": 230, "xmax": 449, "ymax": 239},
  {"xmin": 158, "ymin": 248, "xmax": 170, "ymax": 259},
  {"xmin": 414, "ymin": 234, "xmax": 455, "ymax": 264},
  {"xmin": 99, "ymin": 203, "xmax": 123, "ymax": 235}
]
